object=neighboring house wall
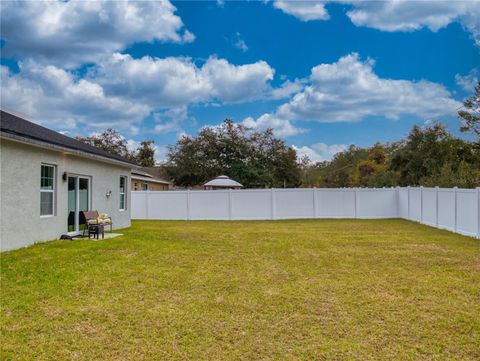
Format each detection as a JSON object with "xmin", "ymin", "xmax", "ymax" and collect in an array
[
  {"xmin": 131, "ymin": 180, "xmax": 169, "ymax": 191},
  {"xmin": 0, "ymin": 139, "xmax": 131, "ymax": 251}
]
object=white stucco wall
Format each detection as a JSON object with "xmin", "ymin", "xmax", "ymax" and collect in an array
[{"xmin": 1, "ymin": 139, "xmax": 132, "ymax": 251}]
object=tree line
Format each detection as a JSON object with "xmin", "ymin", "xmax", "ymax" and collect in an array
[
  {"xmin": 302, "ymin": 123, "xmax": 479, "ymax": 188},
  {"xmin": 77, "ymin": 81, "xmax": 480, "ymax": 188}
]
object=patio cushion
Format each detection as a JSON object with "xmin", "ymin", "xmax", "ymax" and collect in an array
[{"xmin": 88, "ymin": 217, "xmax": 111, "ymax": 225}]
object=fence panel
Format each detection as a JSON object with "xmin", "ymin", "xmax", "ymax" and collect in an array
[
  {"xmin": 148, "ymin": 191, "xmax": 189, "ymax": 220},
  {"xmin": 456, "ymin": 189, "xmax": 478, "ymax": 237},
  {"xmin": 357, "ymin": 189, "xmax": 397, "ymax": 218},
  {"xmin": 231, "ymin": 189, "xmax": 272, "ymax": 220},
  {"xmin": 437, "ymin": 189, "xmax": 455, "ymax": 231},
  {"xmin": 421, "ymin": 188, "xmax": 437, "ymax": 227},
  {"xmin": 190, "ymin": 191, "xmax": 230, "ymax": 220},
  {"xmin": 409, "ymin": 188, "xmax": 422, "ymax": 222},
  {"xmin": 131, "ymin": 191, "xmax": 148, "ymax": 219},
  {"xmin": 398, "ymin": 188, "xmax": 409, "ymax": 219},
  {"xmin": 316, "ymin": 189, "xmax": 355, "ymax": 218},
  {"xmin": 131, "ymin": 187, "xmax": 480, "ymax": 238},
  {"xmin": 274, "ymin": 189, "xmax": 315, "ymax": 219}
]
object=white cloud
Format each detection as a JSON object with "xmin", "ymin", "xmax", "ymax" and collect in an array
[
  {"xmin": 269, "ymin": 79, "xmax": 305, "ymax": 100},
  {"xmin": 154, "ymin": 107, "xmax": 189, "ymax": 134},
  {"xmin": 154, "ymin": 145, "xmax": 169, "ymax": 163},
  {"xmin": 0, "ymin": 0, "xmax": 194, "ymax": 67},
  {"xmin": 92, "ymin": 53, "xmax": 211, "ymax": 107},
  {"xmin": 129, "ymin": 126, "xmax": 140, "ymax": 136},
  {"xmin": 3, "ymin": 52, "xmax": 458, "ymax": 140},
  {"xmin": 234, "ymin": 32, "xmax": 249, "ymax": 52},
  {"xmin": 126, "ymin": 139, "xmax": 140, "ymax": 153},
  {"xmin": 276, "ymin": 53, "xmax": 461, "ymax": 123},
  {"xmin": 0, "ymin": 63, "xmax": 150, "ymax": 131},
  {"xmin": 273, "ymin": 1, "xmax": 329, "ymax": 21},
  {"xmin": 242, "ymin": 113, "xmax": 306, "ymax": 137},
  {"xmin": 293, "ymin": 143, "xmax": 348, "ymax": 162},
  {"xmin": 346, "ymin": 1, "xmax": 480, "ymax": 42},
  {"xmin": 272, "ymin": 1, "xmax": 480, "ymax": 46},
  {"xmin": 455, "ymin": 68, "xmax": 479, "ymax": 92},
  {"xmin": 92, "ymin": 53, "xmax": 275, "ymax": 106},
  {"xmin": 202, "ymin": 57, "xmax": 274, "ymax": 103},
  {"xmin": 235, "ymin": 39, "xmax": 249, "ymax": 52},
  {"xmin": 243, "ymin": 53, "xmax": 460, "ymax": 137},
  {"xmin": 1, "ymin": 54, "xmax": 275, "ymax": 132},
  {"xmin": 154, "ymin": 123, "xmax": 179, "ymax": 134}
]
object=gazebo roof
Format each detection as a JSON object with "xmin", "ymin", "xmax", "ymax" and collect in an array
[{"xmin": 204, "ymin": 175, "xmax": 243, "ymax": 188}]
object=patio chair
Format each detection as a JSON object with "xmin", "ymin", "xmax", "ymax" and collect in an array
[{"xmin": 81, "ymin": 211, "xmax": 113, "ymax": 236}]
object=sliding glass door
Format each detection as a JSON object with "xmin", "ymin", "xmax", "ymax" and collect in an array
[{"xmin": 67, "ymin": 176, "xmax": 90, "ymax": 233}]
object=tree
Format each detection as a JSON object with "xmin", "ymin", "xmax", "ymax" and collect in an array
[
  {"xmin": 308, "ymin": 145, "xmax": 369, "ymax": 188},
  {"xmin": 165, "ymin": 119, "xmax": 302, "ymax": 188},
  {"xmin": 301, "ymin": 123, "xmax": 479, "ymax": 188},
  {"xmin": 135, "ymin": 140, "xmax": 156, "ymax": 167},
  {"xmin": 76, "ymin": 129, "xmax": 132, "ymax": 159},
  {"xmin": 390, "ymin": 123, "xmax": 452, "ymax": 185},
  {"xmin": 458, "ymin": 80, "xmax": 480, "ymax": 139},
  {"xmin": 351, "ymin": 144, "xmax": 389, "ymax": 187},
  {"xmin": 421, "ymin": 161, "xmax": 480, "ymax": 188},
  {"xmin": 77, "ymin": 129, "xmax": 158, "ymax": 166}
]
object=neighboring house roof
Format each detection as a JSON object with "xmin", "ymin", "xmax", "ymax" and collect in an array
[
  {"xmin": 0, "ymin": 109, "xmax": 137, "ymax": 167},
  {"xmin": 132, "ymin": 169, "xmax": 156, "ymax": 178},
  {"xmin": 131, "ymin": 169, "xmax": 171, "ymax": 185},
  {"xmin": 204, "ymin": 175, "xmax": 243, "ymax": 188},
  {"xmin": 138, "ymin": 166, "xmax": 169, "ymax": 178}
]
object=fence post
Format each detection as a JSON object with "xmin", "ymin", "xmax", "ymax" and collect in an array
[
  {"xmin": 435, "ymin": 186, "xmax": 439, "ymax": 228},
  {"xmin": 454, "ymin": 186, "xmax": 458, "ymax": 233},
  {"xmin": 313, "ymin": 187, "xmax": 318, "ymax": 218},
  {"xmin": 186, "ymin": 189, "xmax": 191, "ymax": 221},
  {"xmin": 477, "ymin": 187, "xmax": 480, "ymax": 239},
  {"xmin": 228, "ymin": 189, "xmax": 233, "ymax": 220},
  {"xmin": 271, "ymin": 188, "xmax": 276, "ymax": 220},
  {"xmin": 407, "ymin": 186, "xmax": 410, "ymax": 220},
  {"xmin": 395, "ymin": 186, "xmax": 400, "ymax": 218},
  {"xmin": 145, "ymin": 192, "xmax": 149, "ymax": 220},
  {"xmin": 420, "ymin": 186, "xmax": 424, "ymax": 223},
  {"xmin": 354, "ymin": 188, "xmax": 358, "ymax": 218}
]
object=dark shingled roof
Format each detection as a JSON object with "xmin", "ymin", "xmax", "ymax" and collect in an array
[
  {"xmin": 132, "ymin": 168, "xmax": 172, "ymax": 184},
  {"xmin": 0, "ymin": 110, "xmax": 137, "ymax": 166}
]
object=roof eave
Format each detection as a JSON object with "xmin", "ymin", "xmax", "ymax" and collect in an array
[
  {"xmin": 131, "ymin": 175, "xmax": 171, "ymax": 185},
  {"xmin": 1, "ymin": 132, "xmax": 137, "ymax": 169}
]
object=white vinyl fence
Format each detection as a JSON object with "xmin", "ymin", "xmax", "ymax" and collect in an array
[
  {"xmin": 398, "ymin": 187, "xmax": 480, "ymax": 238},
  {"xmin": 132, "ymin": 187, "xmax": 480, "ymax": 238}
]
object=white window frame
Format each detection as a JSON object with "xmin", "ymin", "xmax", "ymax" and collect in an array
[
  {"xmin": 40, "ymin": 163, "xmax": 56, "ymax": 217},
  {"xmin": 142, "ymin": 183, "xmax": 149, "ymax": 191},
  {"xmin": 120, "ymin": 176, "xmax": 127, "ymax": 211}
]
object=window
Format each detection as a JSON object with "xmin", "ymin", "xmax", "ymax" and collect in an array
[
  {"xmin": 134, "ymin": 182, "xmax": 138, "ymax": 191},
  {"xmin": 142, "ymin": 183, "xmax": 149, "ymax": 191},
  {"xmin": 40, "ymin": 164, "xmax": 56, "ymax": 216},
  {"xmin": 120, "ymin": 176, "xmax": 127, "ymax": 210}
]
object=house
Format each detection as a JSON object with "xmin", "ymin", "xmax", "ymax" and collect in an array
[
  {"xmin": 131, "ymin": 169, "xmax": 171, "ymax": 191},
  {"xmin": 204, "ymin": 175, "xmax": 243, "ymax": 190},
  {"xmin": 0, "ymin": 110, "xmax": 136, "ymax": 251}
]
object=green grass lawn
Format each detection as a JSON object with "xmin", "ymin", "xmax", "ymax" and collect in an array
[{"xmin": 1, "ymin": 219, "xmax": 479, "ymax": 360}]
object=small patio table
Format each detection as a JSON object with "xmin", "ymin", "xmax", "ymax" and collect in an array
[{"xmin": 88, "ymin": 224, "xmax": 104, "ymax": 240}]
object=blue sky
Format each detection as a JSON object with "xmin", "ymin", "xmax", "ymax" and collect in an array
[{"xmin": 1, "ymin": 1, "xmax": 479, "ymax": 162}]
